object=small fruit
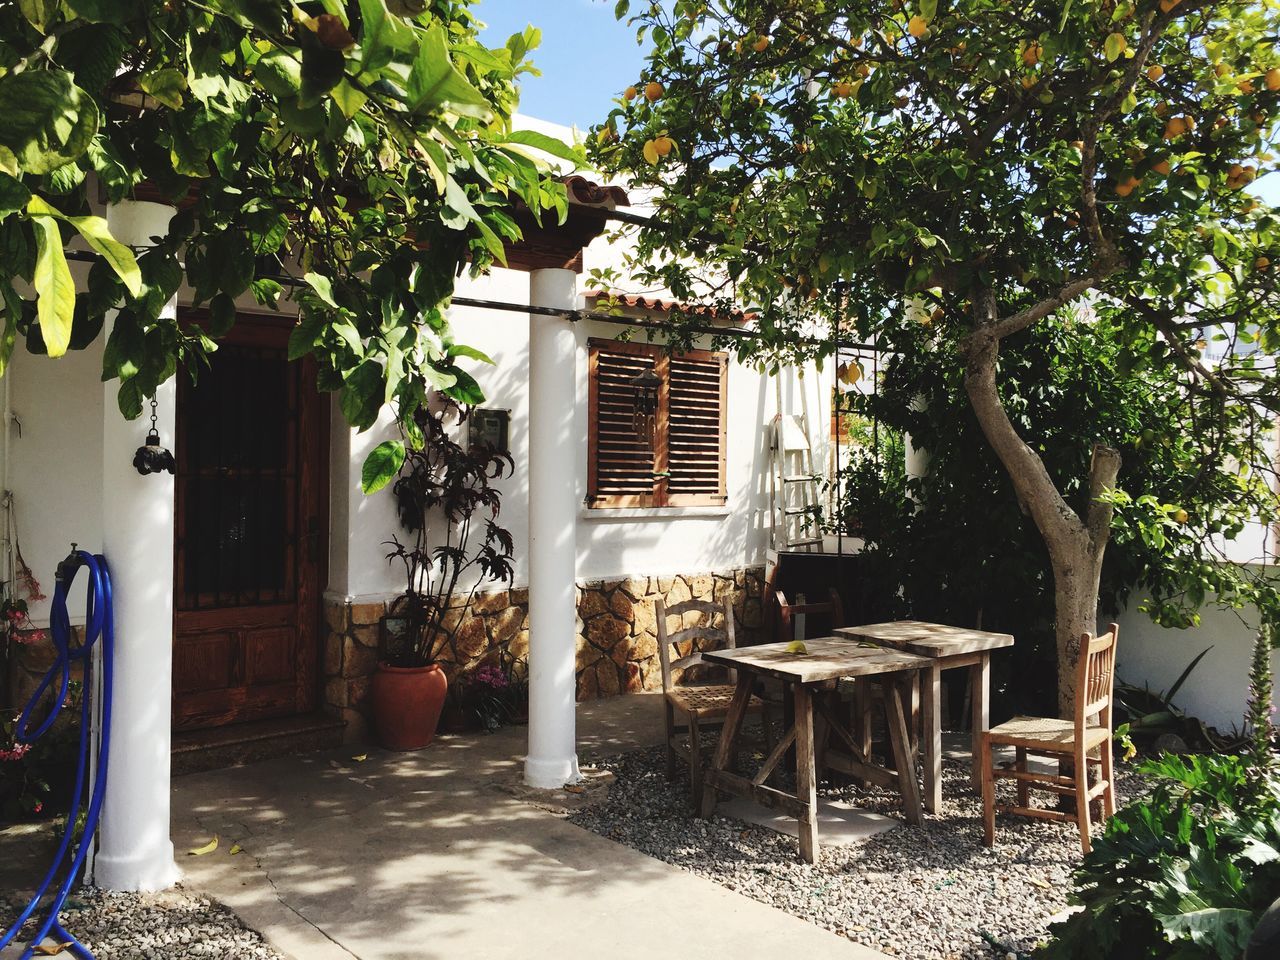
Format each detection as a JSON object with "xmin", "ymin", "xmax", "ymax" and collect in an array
[
  {"xmin": 652, "ymin": 135, "xmax": 674, "ymax": 156},
  {"xmin": 1215, "ymin": 62, "xmax": 1231, "ymax": 78},
  {"xmin": 857, "ymin": 62, "xmax": 872, "ymax": 78},
  {"xmin": 1237, "ymin": 79, "xmax": 1256, "ymax": 95},
  {"xmin": 1152, "ymin": 158, "xmax": 1171, "ymax": 175},
  {"xmin": 1114, "ymin": 176, "xmax": 1139, "ymax": 197},
  {"xmin": 833, "ymin": 80, "xmax": 854, "ymax": 98},
  {"xmin": 1267, "ymin": 68, "xmax": 1280, "ymax": 92},
  {"xmin": 785, "ymin": 640, "xmax": 808, "ymax": 655},
  {"xmin": 908, "ymin": 15, "xmax": 928, "ymax": 38},
  {"xmin": 1147, "ymin": 64, "xmax": 1164, "ymax": 81},
  {"xmin": 623, "ymin": 85, "xmax": 638, "ymax": 102},
  {"xmin": 1257, "ymin": 256, "xmax": 1271, "ymax": 271},
  {"xmin": 1155, "ymin": 101, "xmax": 1171, "ymax": 117},
  {"xmin": 750, "ymin": 92, "xmax": 765, "ymax": 107},
  {"xmin": 1021, "ymin": 76, "xmax": 1037, "ymax": 89},
  {"xmin": 1024, "ymin": 42, "xmax": 1042, "ymax": 67},
  {"xmin": 753, "ymin": 35, "xmax": 770, "ymax": 52},
  {"xmin": 1173, "ymin": 508, "xmax": 1189, "ymax": 525},
  {"xmin": 644, "ymin": 81, "xmax": 664, "ymax": 102},
  {"xmin": 1163, "ymin": 115, "xmax": 1188, "ymax": 139},
  {"xmin": 642, "ymin": 139, "xmax": 660, "ymax": 165},
  {"xmin": 1070, "ymin": 140, "xmax": 1085, "ymax": 153}
]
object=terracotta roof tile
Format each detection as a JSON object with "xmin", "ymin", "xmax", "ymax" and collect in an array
[{"xmin": 585, "ymin": 290, "xmax": 754, "ymax": 324}]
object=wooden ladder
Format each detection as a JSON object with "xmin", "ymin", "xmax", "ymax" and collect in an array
[{"xmin": 769, "ymin": 374, "xmax": 823, "ymax": 553}]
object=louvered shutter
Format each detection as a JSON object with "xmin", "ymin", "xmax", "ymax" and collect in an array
[
  {"xmin": 588, "ymin": 342, "xmax": 659, "ymax": 506},
  {"xmin": 667, "ymin": 352, "xmax": 728, "ymax": 505},
  {"xmin": 587, "ymin": 339, "xmax": 727, "ymax": 508}
]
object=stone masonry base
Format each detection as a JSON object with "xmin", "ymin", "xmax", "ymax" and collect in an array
[{"xmin": 322, "ymin": 566, "xmax": 765, "ymax": 742}]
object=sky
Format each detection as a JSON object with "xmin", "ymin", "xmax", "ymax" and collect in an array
[{"xmin": 473, "ymin": 0, "xmax": 645, "ymax": 132}]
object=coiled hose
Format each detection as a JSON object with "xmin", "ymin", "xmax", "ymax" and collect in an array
[{"xmin": 1, "ymin": 550, "xmax": 113, "ymax": 960}]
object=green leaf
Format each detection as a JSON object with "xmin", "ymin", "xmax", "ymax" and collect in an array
[
  {"xmin": 28, "ymin": 203, "xmax": 75, "ymax": 358},
  {"xmin": 65, "ymin": 215, "xmax": 142, "ymax": 297},
  {"xmin": 405, "ymin": 23, "xmax": 494, "ymax": 119},
  {"xmin": 253, "ymin": 49, "xmax": 303, "ymax": 101},
  {"xmin": 209, "ymin": 292, "xmax": 237, "ymax": 337},
  {"xmin": 0, "ymin": 173, "xmax": 32, "ymax": 222},
  {"xmin": 139, "ymin": 68, "xmax": 187, "ymax": 110},
  {"xmin": 357, "ymin": 0, "xmax": 415, "ymax": 72},
  {"xmin": 500, "ymin": 129, "xmax": 582, "ymax": 164},
  {"xmin": 446, "ymin": 342, "xmax": 494, "ymax": 364},
  {"xmin": 65, "ymin": 0, "xmax": 143, "ymax": 22},
  {"xmin": 18, "ymin": 0, "xmax": 58, "ymax": 33},
  {"xmin": 304, "ymin": 271, "xmax": 339, "ymax": 308},
  {"xmin": 361, "ymin": 439, "xmax": 405, "ymax": 493},
  {"xmin": 920, "ymin": 0, "xmax": 938, "ymax": 23},
  {"xmin": 0, "ymin": 71, "xmax": 100, "ymax": 174}
]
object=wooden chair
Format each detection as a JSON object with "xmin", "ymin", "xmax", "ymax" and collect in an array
[
  {"xmin": 657, "ymin": 598, "xmax": 768, "ymax": 799},
  {"xmin": 980, "ymin": 624, "xmax": 1119, "ymax": 854},
  {"xmin": 775, "ymin": 588, "xmax": 846, "ymax": 645}
]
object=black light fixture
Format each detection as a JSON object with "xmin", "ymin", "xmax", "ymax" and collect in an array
[
  {"xmin": 630, "ymin": 366, "xmax": 662, "ymax": 448},
  {"xmin": 133, "ymin": 396, "xmax": 175, "ymax": 476}
]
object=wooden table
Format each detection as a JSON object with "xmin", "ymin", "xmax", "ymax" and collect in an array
[
  {"xmin": 835, "ymin": 621, "xmax": 1014, "ymax": 813},
  {"xmin": 699, "ymin": 638, "xmax": 931, "ymax": 863}
]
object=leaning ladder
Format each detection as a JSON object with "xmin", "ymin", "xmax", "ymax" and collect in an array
[{"xmin": 768, "ymin": 373, "xmax": 823, "ymax": 553}]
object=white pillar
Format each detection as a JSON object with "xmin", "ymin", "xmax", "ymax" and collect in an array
[
  {"xmin": 524, "ymin": 268, "xmax": 581, "ymax": 789},
  {"xmin": 93, "ymin": 200, "xmax": 181, "ymax": 892}
]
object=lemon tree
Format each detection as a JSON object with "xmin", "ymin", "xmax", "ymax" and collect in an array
[
  {"xmin": 0, "ymin": 1, "xmax": 578, "ymax": 492},
  {"xmin": 595, "ymin": 0, "xmax": 1280, "ymax": 712}
]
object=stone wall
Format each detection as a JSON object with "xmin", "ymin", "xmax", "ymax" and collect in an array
[{"xmin": 321, "ymin": 565, "xmax": 765, "ymax": 741}]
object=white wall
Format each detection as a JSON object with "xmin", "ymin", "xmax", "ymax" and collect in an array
[
  {"xmin": 329, "ymin": 262, "xmax": 831, "ymax": 600},
  {"xmin": 1116, "ymin": 595, "xmax": 1280, "ymax": 733}
]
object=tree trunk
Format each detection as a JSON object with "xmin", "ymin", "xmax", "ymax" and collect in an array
[{"xmin": 962, "ymin": 294, "xmax": 1121, "ymax": 717}]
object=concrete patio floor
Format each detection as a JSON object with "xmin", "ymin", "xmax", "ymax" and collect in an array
[{"xmin": 167, "ymin": 692, "xmax": 889, "ymax": 960}]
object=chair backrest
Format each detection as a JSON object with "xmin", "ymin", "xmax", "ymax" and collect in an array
[
  {"xmin": 1075, "ymin": 623, "xmax": 1119, "ymax": 733},
  {"xmin": 775, "ymin": 588, "xmax": 846, "ymax": 642},
  {"xmin": 655, "ymin": 598, "xmax": 735, "ymax": 693}
]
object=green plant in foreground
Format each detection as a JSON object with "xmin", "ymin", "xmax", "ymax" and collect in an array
[{"xmin": 1039, "ymin": 626, "xmax": 1280, "ymax": 959}]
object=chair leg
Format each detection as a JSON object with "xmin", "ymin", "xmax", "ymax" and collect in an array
[
  {"xmin": 1074, "ymin": 743, "xmax": 1092, "ymax": 855},
  {"xmin": 1015, "ymin": 746, "xmax": 1029, "ymax": 808},
  {"xmin": 663, "ymin": 700, "xmax": 677, "ymax": 780},
  {"xmin": 1100, "ymin": 739, "xmax": 1116, "ymax": 820},
  {"xmin": 980, "ymin": 733, "xmax": 996, "ymax": 847},
  {"xmin": 688, "ymin": 715, "xmax": 704, "ymax": 801}
]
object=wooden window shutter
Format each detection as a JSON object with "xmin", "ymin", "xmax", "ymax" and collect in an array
[
  {"xmin": 587, "ymin": 339, "xmax": 727, "ymax": 509},
  {"xmin": 666, "ymin": 351, "xmax": 728, "ymax": 505}
]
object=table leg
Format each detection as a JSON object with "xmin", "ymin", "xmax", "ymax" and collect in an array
[
  {"xmin": 884, "ymin": 673, "xmax": 924, "ymax": 825},
  {"xmin": 921, "ymin": 661, "xmax": 943, "ymax": 814},
  {"xmin": 699, "ymin": 673, "xmax": 755, "ymax": 818},
  {"xmin": 970, "ymin": 654, "xmax": 991, "ymax": 791},
  {"xmin": 855, "ymin": 677, "xmax": 872, "ymax": 787},
  {"xmin": 794, "ymin": 683, "xmax": 820, "ymax": 863}
]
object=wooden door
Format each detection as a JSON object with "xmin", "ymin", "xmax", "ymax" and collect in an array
[{"xmin": 172, "ymin": 313, "xmax": 327, "ymax": 730}]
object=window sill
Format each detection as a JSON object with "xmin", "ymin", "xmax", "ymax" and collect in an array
[{"xmin": 581, "ymin": 506, "xmax": 732, "ymax": 522}]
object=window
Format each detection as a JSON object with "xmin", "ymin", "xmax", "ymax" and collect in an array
[{"xmin": 587, "ymin": 338, "xmax": 728, "ymax": 508}]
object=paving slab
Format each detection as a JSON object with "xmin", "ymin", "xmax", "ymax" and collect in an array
[
  {"xmin": 173, "ymin": 693, "xmax": 890, "ymax": 960},
  {"xmin": 721, "ymin": 796, "xmax": 898, "ymax": 845}
]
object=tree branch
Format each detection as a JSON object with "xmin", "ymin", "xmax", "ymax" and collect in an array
[{"xmin": 1085, "ymin": 443, "xmax": 1122, "ymax": 551}]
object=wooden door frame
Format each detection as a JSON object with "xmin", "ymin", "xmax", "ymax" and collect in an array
[{"xmin": 172, "ymin": 307, "xmax": 330, "ymax": 727}]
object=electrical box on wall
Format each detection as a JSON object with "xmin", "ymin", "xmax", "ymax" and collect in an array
[{"xmin": 470, "ymin": 407, "xmax": 510, "ymax": 454}]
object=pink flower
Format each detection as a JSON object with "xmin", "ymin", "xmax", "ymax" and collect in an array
[
  {"xmin": 33, "ymin": 802, "xmax": 42, "ymax": 814},
  {"xmin": 0, "ymin": 743, "xmax": 31, "ymax": 761}
]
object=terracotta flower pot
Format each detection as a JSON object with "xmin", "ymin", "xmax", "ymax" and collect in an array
[{"xmin": 370, "ymin": 662, "xmax": 448, "ymax": 751}]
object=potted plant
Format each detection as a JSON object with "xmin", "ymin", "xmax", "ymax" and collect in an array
[{"xmin": 372, "ymin": 399, "xmax": 515, "ymax": 751}]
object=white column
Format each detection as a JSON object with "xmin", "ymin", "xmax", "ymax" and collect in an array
[
  {"xmin": 524, "ymin": 268, "xmax": 581, "ymax": 789},
  {"xmin": 93, "ymin": 200, "xmax": 181, "ymax": 891}
]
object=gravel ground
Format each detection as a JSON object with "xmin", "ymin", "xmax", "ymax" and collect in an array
[
  {"xmin": 570, "ymin": 744, "xmax": 1139, "ymax": 960},
  {"xmin": 1, "ymin": 886, "xmax": 283, "ymax": 959}
]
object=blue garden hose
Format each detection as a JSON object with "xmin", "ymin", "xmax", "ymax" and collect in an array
[{"xmin": 1, "ymin": 550, "xmax": 113, "ymax": 960}]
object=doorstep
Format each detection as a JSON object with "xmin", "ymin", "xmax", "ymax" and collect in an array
[{"xmin": 171, "ymin": 713, "xmax": 346, "ymax": 776}]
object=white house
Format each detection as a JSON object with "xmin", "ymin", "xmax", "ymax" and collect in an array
[{"xmin": 0, "ymin": 119, "xmax": 841, "ymax": 891}]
